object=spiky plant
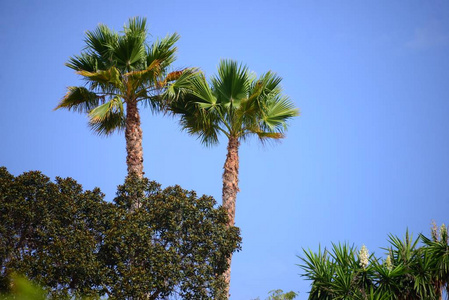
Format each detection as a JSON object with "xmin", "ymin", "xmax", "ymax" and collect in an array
[{"xmin": 421, "ymin": 223, "xmax": 449, "ymax": 300}]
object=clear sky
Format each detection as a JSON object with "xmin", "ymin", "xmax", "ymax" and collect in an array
[{"xmin": 1, "ymin": 1, "xmax": 449, "ymax": 299}]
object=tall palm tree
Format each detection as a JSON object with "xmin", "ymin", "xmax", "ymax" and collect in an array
[
  {"xmin": 169, "ymin": 59, "xmax": 299, "ymax": 298},
  {"xmin": 56, "ymin": 17, "xmax": 190, "ymax": 179}
]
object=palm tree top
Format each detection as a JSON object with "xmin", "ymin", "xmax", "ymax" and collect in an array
[
  {"xmin": 55, "ymin": 17, "xmax": 186, "ymax": 136},
  {"xmin": 66, "ymin": 17, "xmax": 178, "ymax": 73},
  {"xmin": 170, "ymin": 59, "xmax": 299, "ymax": 146}
]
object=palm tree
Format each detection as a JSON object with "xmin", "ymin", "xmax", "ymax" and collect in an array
[
  {"xmin": 169, "ymin": 59, "xmax": 299, "ymax": 298},
  {"xmin": 56, "ymin": 17, "xmax": 190, "ymax": 179}
]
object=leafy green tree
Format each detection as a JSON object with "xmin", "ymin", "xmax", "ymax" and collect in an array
[
  {"xmin": 0, "ymin": 166, "xmax": 109, "ymax": 298},
  {"xmin": 0, "ymin": 167, "xmax": 108, "ymax": 297},
  {"xmin": 266, "ymin": 289, "xmax": 298, "ymax": 300},
  {"xmin": 251, "ymin": 289, "xmax": 298, "ymax": 300},
  {"xmin": 0, "ymin": 167, "xmax": 241, "ymax": 299},
  {"xmin": 168, "ymin": 59, "xmax": 299, "ymax": 297},
  {"xmin": 55, "ymin": 17, "xmax": 192, "ymax": 181},
  {"xmin": 101, "ymin": 176, "xmax": 241, "ymax": 299}
]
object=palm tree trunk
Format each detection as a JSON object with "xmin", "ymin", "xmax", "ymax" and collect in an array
[
  {"xmin": 125, "ymin": 98, "xmax": 144, "ymax": 178},
  {"xmin": 125, "ymin": 98, "xmax": 144, "ymax": 211},
  {"xmin": 221, "ymin": 135, "xmax": 240, "ymax": 299}
]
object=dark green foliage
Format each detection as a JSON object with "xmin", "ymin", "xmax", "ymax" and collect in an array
[
  {"xmin": 0, "ymin": 167, "xmax": 108, "ymax": 298},
  {"xmin": 421, "ymin": 223, "xmax": 449, "ymax": 300},
  {"xmin": 101, "ymin": 176, "xmax": 241, "ymax": 299},
  {"xmin": 0, "ymin": 167, "xmax": 241, "ymax": 299},
  {"xmin": 299, "ymin": 227, "xmax": 449, "ymax": 300}
]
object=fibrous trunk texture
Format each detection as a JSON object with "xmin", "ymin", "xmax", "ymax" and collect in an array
[
  {"xmin": 125, "ymin": 98, "xmax": 144, "ymax": 211},
  {"xmin": 125, "ymin": 98, "xmax": 144, "ymax": 178},
  {"xmin": 221, "ymin": 136, "xmax": 240, "ymax": 299}
]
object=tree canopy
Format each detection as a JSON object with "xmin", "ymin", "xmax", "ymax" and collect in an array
[
  {"xmin": 169, "ymin": 59, "xmax": 299, "ymax": 146},
  {"xmin": 0, "ymin": 167, "xmax": 241, "ymax": 299}
]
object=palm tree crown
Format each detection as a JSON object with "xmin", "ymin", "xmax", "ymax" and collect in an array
[
  {"xmin": 171, "ymin": 59, "xmax": 299, "ymax": 145},
  {"xmin": 56, "ymin": 17, "xmax": 189, "ymax": 178}
]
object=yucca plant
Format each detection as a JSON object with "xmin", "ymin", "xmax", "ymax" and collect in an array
[
  {"xmin": 299, "ymin": 243, "xmax": 376, "ymax": 300},
  {"xmin": 299, "ymin": 246, "xmax": 335, "ymax": 300},
  {"xmin": 386, "ymin": 230, "xmax": 436, "ymax": 299},
  {"xmin": 300, "ymin": 228, "xmax": 445, "ymax": 300},
  {"xmin": 371, "ymin": 255, "xmax": 406, "ymax": 298},
  {"xmin": 421, "ymin": 223, "xmax": 449, "ymax": 300}
]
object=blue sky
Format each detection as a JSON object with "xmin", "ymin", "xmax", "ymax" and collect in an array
[{"xmin": 1, "ymin": 1, "xmax": 449, "ymax": 298}]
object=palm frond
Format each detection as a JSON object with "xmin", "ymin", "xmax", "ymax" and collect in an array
[
  {"xmin": 259, "ymin": 95, "xmax": 299, "ymax": 132},
  {"xmin": 124, "ymin": 16, "xmax": 147, "ymax": 36},
  {"xmin": 112, "ymin": 18, "xmax": 147, "ymax": 71},
  {"xmin": 146, "ymin": 33, "xmax": 180, "ymax": 71},
  {"xmin": 84, "ymin": 23, "xmax": 118, "ymax": 61},
  {"xmin": 191, "ymin": 73, "xmax": 218, "ymax": 110},
  {"xmin": 88, "ymin": 111, "xmax": 126, "ymax": 136},
  {"xmin": 184, "ymin": 101, "xmax": 222, "ymax": 146},
  {"xmin": 262, "ymin": 71, "xmax": 283, "ymax": 90},
  {"xmin": 254, "ymin": 131, "xmax": 284, "ymax": 143},
  {"xmin": 164, "ymin": 70, "xmax": 183, "ymax": 83},
  {"xmin": 78, "ymin": 67, "xmax": 123, "ymax": 90},
  {"xmin": 88, "ymin": 97, "xmax": 125, "ymax": 136},
  {"xmin": 180, "ymin": 107, "xmax": 221, "ymax": 147},
  {"xmin": 125, "ymin": 59, "xmax": 162, "ymax": 91},
  {"xmin": 151, "ymin": 68, "xmax": 199, "ymax": 111},
  {"xmin": 246, "ymin": 70, "xmax": 282, "ymax": 102},
  {"xmin": 211, "ymin": 59, "xmax": 251, "ymax": 109},
  {"xmin": 113, "ymin": 37, "xmax": 145, "ymax": 71},
  {"xmin": 66, "ymin": 52, "xmax": 103, "ymax": 72},
  {"xmin": 55, "ymin": 86, "xmax": 101, "ymax": 113},
  {"xmin": 88, "ymin": 96, "xmax": 123, "ymax": 122}
]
